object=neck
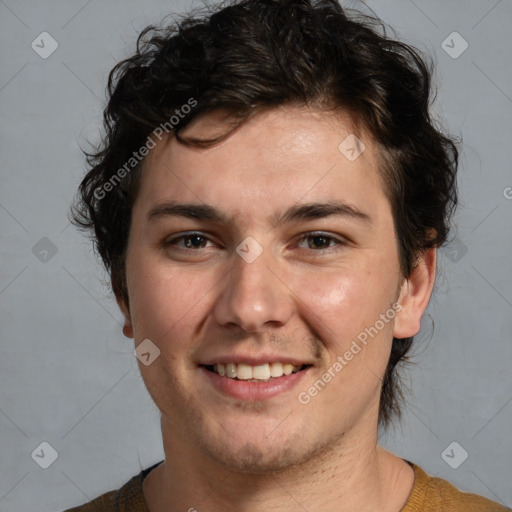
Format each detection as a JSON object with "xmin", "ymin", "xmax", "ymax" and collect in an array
[{"xmin": 143, "ymin": 416, "xmax": 414, "ymax": 512}]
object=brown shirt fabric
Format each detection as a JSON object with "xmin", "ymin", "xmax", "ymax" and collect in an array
[{"xmin": 63, "ymin": 460, "xmax": 510, "ymax": 512}]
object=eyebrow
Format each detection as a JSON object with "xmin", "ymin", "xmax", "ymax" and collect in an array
[
  {"xmin": 146, "ymin": 200, "xmax": 372, "ymax": 226},
  {"xmin": 146, "ymin": 201, "xmax": 228, "ymax": 223},
  {"xmin": 276, "ymin": 201, "xmax": 372, "ymax": 225}
]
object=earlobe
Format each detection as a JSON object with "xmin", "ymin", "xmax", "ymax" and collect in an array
[
  {"xmin": 122, "ymin": 322, "xmax": 134, "ymax": 339},
  {"xmin": 392, "ymin": 248, "xmax": 437, "ymax": 339},
  {"xmin": 116, "ymin": 293, "xmax": 134, "ymax": 339}
]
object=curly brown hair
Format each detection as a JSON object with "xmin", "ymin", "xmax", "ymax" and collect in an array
[{"xmin": 70, "ymin": 0, "xmax": 459, "ymax": 427}]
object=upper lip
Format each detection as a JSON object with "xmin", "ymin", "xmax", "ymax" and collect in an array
[{"xmin": 199, "ymin": 355, "xmax": 313, "ymax": 366}]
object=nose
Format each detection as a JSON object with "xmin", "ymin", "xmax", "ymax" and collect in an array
[{"xmin": 212, "ymin": 246, "xmax": 293, "ymax": 333}]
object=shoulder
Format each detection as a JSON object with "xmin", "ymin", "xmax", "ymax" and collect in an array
[
  {"xmin": 403, "ymin": 463, "xmax": 511, "ymax": 512},
  {"xmin": 61, "ymin": 461, "xmax": 163, "ymax": 512},
  {"xmin": 62, "ymin": 489, "xmax": 117, "ymax": 512}
]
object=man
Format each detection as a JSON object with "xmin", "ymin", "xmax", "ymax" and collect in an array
[{"xmin": 66, "ymin": 0, "xmax": 510, "ymax": 510}]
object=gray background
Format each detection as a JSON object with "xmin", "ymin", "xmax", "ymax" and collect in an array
[{"xmin": 1, "ymin": 0, "xmax": 511, "ymax": 510}]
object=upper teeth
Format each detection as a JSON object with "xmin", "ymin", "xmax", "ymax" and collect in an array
[{"xmin": 213, "ymin": 362, "xmax": 301, "ymax": 380}]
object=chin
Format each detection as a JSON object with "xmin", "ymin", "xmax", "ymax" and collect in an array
[
  {"xmin": 194, "ymin": 422, "xmax": 336, "ymax": 475},
  {"xmin": 209, "ymin": 440, "xmax": 307, "ymax": 474}
]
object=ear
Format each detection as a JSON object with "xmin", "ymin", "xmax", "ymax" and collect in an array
[
  {"xmin": 393, "ymin": 247, "xmax": 436, "ymax": 339},
  {"xmin": 115, "ymin": 292, "xmax": 134, "ymax": 339}
]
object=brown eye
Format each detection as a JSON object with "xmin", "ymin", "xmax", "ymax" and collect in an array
[
  {"xmin": 307, "ymin": 235, "xmax": 332, "ymax": 249},
  {"xmin": 182, "ymin": 234, "xmax": 207, "ymax": 248},
  {"xmin": 297, "ymin": 232, "xmax": 344, "ymax": 250},
  {"xmin": 165, "ymin": 232, "xmax": 213, "ymax": 250}
]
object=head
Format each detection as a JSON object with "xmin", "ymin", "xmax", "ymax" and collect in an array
[{"xmin": 70, "ymin": 0, "xmax": 458, "ymax": 470}]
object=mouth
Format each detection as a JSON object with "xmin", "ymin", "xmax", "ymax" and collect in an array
[
  {"xmin": 198, "ymin": 357, "xmax": 313, "ymax": 400},
  {"xmin": 201, "ymin": 362, "xmax": 310, "ymax": 382}
]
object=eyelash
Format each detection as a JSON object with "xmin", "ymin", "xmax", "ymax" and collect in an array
[{"xmin": 163, "ymin": 231, "xmax": 347, "ymax": 252}]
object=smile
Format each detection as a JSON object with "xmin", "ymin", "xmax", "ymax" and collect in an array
[
  {"xmin": 205, "ymin": 362, "xmax": 306, "ymax": 381},
  {"xmin": 200, "ymin": 362, "xmax": 311, "ymax": 400}
]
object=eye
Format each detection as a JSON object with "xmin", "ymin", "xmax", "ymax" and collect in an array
[
  {"xmin": 296, "ymin": 232, "xmax": 346, "ymax": 250},
  {"xmin": 164, "ymin": 232, "xmax": 214, "ymax": 250}
]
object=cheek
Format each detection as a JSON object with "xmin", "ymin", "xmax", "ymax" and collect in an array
[
  {"xmin": 127, "ymin": 261, "xmax": 205, "ymax": 342},
  {"xmin": 126, "ymin": 265, "xmax": 203, "ymax": 405},
  {"xmin": 297, "ymin": 270, "xmax": 397, "ymax": 403},
  {"xmin": 295, "ymin": 267, "xmax": 397, "ymax": 350},
  {"xmin": 288, "ymin": 278, "xmax": 395, "ymax": 429}
]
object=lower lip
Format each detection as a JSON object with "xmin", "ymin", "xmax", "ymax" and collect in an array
[{"xmin": 199, "ymin": 366, "xmax": 309, "ymax": 401}]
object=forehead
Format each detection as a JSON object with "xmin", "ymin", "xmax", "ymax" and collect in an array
[{"xmin": 133, "ymin": 106, "xmax": 390, "ymax": 225}]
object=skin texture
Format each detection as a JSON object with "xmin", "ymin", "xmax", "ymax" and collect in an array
[{"xmin": 117, "ymin": 105, "xmax": 436, "ymax": 511}]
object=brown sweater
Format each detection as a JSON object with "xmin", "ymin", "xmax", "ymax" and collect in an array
[{"xmin": 64, "ymin": 461, "xmax": 510, "ymax": 511}]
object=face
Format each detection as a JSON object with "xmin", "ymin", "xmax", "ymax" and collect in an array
[{"xmin": 118, "ymin": 106, "xmax": 431, "ymax": 472}]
